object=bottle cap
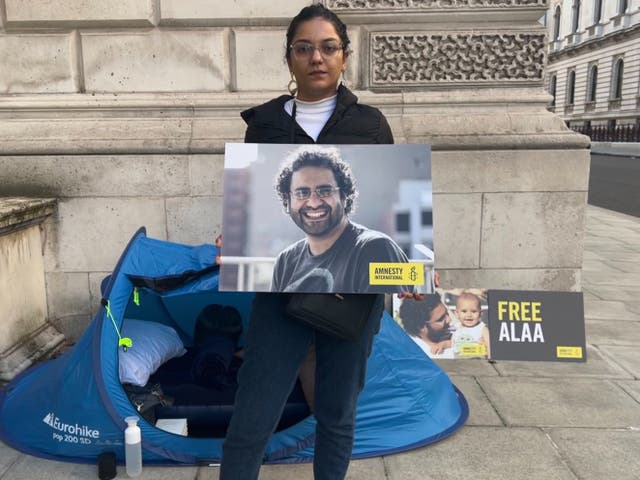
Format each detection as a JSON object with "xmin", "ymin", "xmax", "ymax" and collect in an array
[{"xmin": 124, "ymin": 416, "xmax": 139, "ymax": 427}]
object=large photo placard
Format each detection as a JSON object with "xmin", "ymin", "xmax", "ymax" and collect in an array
[{"xmin": 219, "ymin": 143, "xmax": 432, "ymax": 293}]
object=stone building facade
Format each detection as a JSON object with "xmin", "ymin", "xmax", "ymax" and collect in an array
[
  {"xmin": 546, "ymin": 0, "xmax": 640, "ymax": 127},
  {"xmin": 0, "ymin": 0, "xmax": 589, "ymax": 344}
]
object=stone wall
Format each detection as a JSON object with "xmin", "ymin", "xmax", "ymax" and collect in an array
[
  {"xmin": 0, "ymin": 0, "xmax": 589, "ymax": 342},
  {"xmin": 0, "ymin": 198, "xmax": 65, "ymax": 380}
]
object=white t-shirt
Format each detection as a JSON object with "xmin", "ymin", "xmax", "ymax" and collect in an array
[
  {"xmin": 284, "ymin": 94, "xmax": 337, "ymax": 142},
  {"xmin": 452, "ymin": 321, "xmax": 486, "ymax": 344},
  {"xmin": 410, "ymin": 335, "xmax": 454, "ymax": 359}
]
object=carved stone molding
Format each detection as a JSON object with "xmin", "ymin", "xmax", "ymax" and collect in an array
[
  {"xmin": 371, "ymin": 33, "xmax": 545, "ymax": 85},
  {"xmin": 327, "ymin": 0, "xmax": 546, "ymax": 9}
]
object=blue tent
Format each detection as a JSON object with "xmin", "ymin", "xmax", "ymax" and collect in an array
[{"xmin": 0, "ymin": 229, "xmax": 467, "ymax": 465}]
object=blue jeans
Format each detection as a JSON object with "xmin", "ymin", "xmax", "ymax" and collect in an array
[{"xmin": 220, "ymin": 293, "xmax": 383, "ymax": 480}]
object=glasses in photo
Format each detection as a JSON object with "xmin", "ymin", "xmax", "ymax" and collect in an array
[
  {"xmin": 291, "ymin": 185, "xmax": 340, "ymax": 201},
  {"xmin": 289, "ymin": 41, "xmax": 343, "ymax": 60}
]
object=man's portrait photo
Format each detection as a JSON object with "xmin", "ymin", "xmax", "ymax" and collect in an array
[{"xmin": 219, "ymin": 143, "xmax": 432, "ymax": 294}]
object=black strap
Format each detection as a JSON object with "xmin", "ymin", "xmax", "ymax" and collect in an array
[{"xmin": 290, "ymin": 100, "xmax": 297, "ymax": 144}]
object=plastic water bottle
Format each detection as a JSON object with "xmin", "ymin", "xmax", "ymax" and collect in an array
[{"xmin": 124, "ymin": 416, "xmax": 142, "ymax": 477}]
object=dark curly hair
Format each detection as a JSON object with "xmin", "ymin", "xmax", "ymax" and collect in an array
[
  {"xmin": 285, "ymin": 4, "xmax": 350, "ymax": 62},
  {"xmin": 399, "ymin": 295, "xmax": 444, "ymax": 336},
  {"xmin": 275, "ymin": 146, "xmax": 357, "ymax": 215}
]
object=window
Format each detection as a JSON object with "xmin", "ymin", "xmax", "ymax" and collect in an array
[
  {"xmin": 618, "ymin": 0, "xmax": 628, "ymax": 14},
  {"xmin": 396, "ymin": 213, "xmax": 410, "ymax": 232},
  {"xmin": 549, "ymin": 74, "xmax": 557, "ymax": 106},
  {"xmin": 421, "ymin": 210, "xmax": 432, "ymax": 226},
  {"xmin": 594, "ymin": 0, "xmax": 603, "ymax": 23},
  {"xmin": 587, "ymin": 65, "xmax": 598, "ymax": 102},
  {"xmin": 612, "ymin": 59, "xmax": 624, "ymax": 99},
  {"xmin": 571, "ymin": 0, "xmax": 581, "ymax": 34},
  {"xmin": 567, "ymin": 70, "xmax": 576, "ymax": 105},
  {"xmin": 553, "ymin": 6, "xmax": 562, "ymax": 40}
]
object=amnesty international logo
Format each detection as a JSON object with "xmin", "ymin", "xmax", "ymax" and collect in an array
[{"xmin": 369, "ymin": 262, "xmax": 425, "ymax": 286}]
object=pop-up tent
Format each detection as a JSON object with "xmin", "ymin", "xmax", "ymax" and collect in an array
[{"xmin": 0, "ymin": 228, "xmax": 467, "ymax": 465}]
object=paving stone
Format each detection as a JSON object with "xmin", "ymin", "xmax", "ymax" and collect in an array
[
  {"xmin": 434, "ymin": 358, "xmax": 499, "ymax": 377},
  {"xmin": 0, "ymin": 442, "xmax": 22, "ymax": 474},
  {"xmin": 586, "ymin": 320, "xmax": 640, "ymax": 346},
  {"xmin": 343, "ymin": 457, "xmax": 387, "ymax": 480},
  {"xmin": 448, "ymin": 375, "xmax": 503, "ymax": 426},
  {"xmin": 581, "ymin": 259, "xmax": 625, "ymax": 275},
  {"xmin": 384, "ymin": 426, "xmax": 576, "ymax": 480},
  {"xmin": 581, "ymin": 290, "xmax": 599, "ymax": 302},
  {"xmin": 2, "ymin": 455, "xmax": 102, "ymax": 479},
  {"xmin": 134, "ymin": 465, "xmax": 199, "ymax": 480},
  {"xmin": 581, "ymin": 250, "xmax": 607, "ymax": 262},
  {"xmin": 478, "ymin": 377, "xmax": 640, "ymax": 428},
  {"xmin": 547, "ymin": 428, "xmax": 640, "ymax": 480},
  {"xmin": 584, "ymin": 272, "xmax": 640, "ymax": 288},
  {"xmin": 583, "ymin": 286, "xmax": 639, "ymax": 302},
  {"xmin": 229, "ymin": 457, "xmax": 386, "ymax": 480},
  {"xmin": 598, "ymin": 346, "xmax": 640, "ymax": 378},
  {"xmin": 616, "ymin": 380, "xmax": 640, "ymax": 403},
  {"xmin": 584, "ymin": 298, "xmax": 637, "ymax": 321},
  {"xmin": 491, "ymin": 346, "xmax": 631, "ymax": 379},
  {"xmin": 608, "ymin": 260, "xmax": 640, "ymax": 273},
  {"xmin": 582, "ymin": 238, "xmax": 632, "ymax": 251},
  {"xmin": 198, "ymin": 462, "xmax": 313, "ymax": 480},
  {"xmin": 196, "ymin": 466, "xmax": 220, "ymax": 480}
]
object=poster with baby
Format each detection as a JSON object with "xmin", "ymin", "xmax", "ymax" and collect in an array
[
  {"xmin": 393, "ymin": 289, "xmax": 489, "ymax": 360},
  {"xmin": 393, "ymin": 289, "xmax": 586, "ymax": 362}
]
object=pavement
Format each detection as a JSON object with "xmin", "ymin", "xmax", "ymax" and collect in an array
[
  {"xmin": 590, "ymin": 142, "xmax": 640, "ymax": 157},
  {"xmin": 1, "ymin": 204, "xmax": 639, "ymax": 480}
]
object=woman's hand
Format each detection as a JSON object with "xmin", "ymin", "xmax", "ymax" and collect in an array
[
  {"xmin": 396, "ymin": 292, "xmax": 426, "ymax": 301},
  {"xmin": 395, "ymin": 271, "xmax": 439, "ymax": 301}
]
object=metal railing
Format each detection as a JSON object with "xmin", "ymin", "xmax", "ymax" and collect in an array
[
  {"xmin": 221, "ymin": 254, "xmax": 435, "ymax": 293},
  {"xmin": 572, "ymin": 123, "xmax": 640, "ymax": 142}
]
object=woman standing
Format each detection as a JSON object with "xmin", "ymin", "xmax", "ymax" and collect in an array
[{"xmin": 220, "ymin": 5, "xmax": 393, "ymax": 480}]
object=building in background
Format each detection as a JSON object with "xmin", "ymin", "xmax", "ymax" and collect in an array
[
  {"xmin": 393, "ymin": 180, "xmax": 433, "ymax": 259},
  {"xmin": 545, "ymin": 0, "xmax": 640, "ymax": 140}
]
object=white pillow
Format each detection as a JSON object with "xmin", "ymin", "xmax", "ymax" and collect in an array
[{"xmin": 118, "ymin": 319, "xmax": 186, "ymax": 386}]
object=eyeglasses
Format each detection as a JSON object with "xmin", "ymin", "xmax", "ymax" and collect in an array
[
  {"xmin": 291, "ymin": 185, "xmax": 340, "ymax": 201},
  {"xmin": 289, "ymin": 41, "xmax": 343, "ymax": 60}
]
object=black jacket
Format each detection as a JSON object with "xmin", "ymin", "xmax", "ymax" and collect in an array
[{"xmin": 241, "ymin": 84, "xmax": 394, "ymax": 145}]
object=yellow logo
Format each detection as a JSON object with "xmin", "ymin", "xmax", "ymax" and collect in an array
[
  {"xmin": 556, "ymin": 346, "xmax": 583, "ymax": 359},
  {"xmin": 369, "ymin": 263, "xmax": 424, "ymax": 285},
  {"xmin": 458, "ymin": 344, "xmax": 487, "ymax": 357}
]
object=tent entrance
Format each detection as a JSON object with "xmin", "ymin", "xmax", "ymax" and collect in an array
[
  {"xmin": 120, "ymin": 288, "xmax": 311, "ymax": 439},
  {"xmin": 141, "ymin": 351, "xmax": 310, "ymax": 438}
]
